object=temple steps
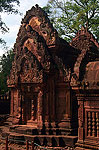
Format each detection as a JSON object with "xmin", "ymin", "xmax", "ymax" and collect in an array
[
  {"xmin": 9, "ymin": 125, "xmax": 38, "ymax": 135},
  {"xmin": 3, "ymin": 115, "xmax": 13, "ymax": 126},
  {"xmin": 1, "ymin": 125, "xmax": 78, "ymax": 148},
  {"xmin": 75, "ymin": 142, "xmax": 99, "ymax": 150},
  {"xmin": 2, "ymin": 131, "xmax": 77, "ymax": 147},
  {"xmin": 9, "ymin": 125, "xmax": 76, "ymax": 136}
]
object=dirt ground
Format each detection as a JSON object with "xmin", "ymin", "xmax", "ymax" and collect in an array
[{"xmin": 0, "ymin": 125, "xmax": 26, "ymax": 150}]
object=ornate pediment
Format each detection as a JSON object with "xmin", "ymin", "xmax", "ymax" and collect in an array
[
  {"xmin": 21, "ymin": 5, "xmax": 59, "ymax": 47},
  {"xmin": 7, "ymin": 23, "xmax": 54, "ymax": 86},
  {"xmin": 7, "ymin": 5, "xmax": 72, "ymax": 87},
  {"xmin": 14, "ymin": 24, "xmax": 52, "ymax": 70},
  {"xmin": 70, "ymin": 26, "xmax": 99, "ymax": 50},
  {"xmin": 7, "ymin": 51, "xmax": 43, "ymax": 86}
]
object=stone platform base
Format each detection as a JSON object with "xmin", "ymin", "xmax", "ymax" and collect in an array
[
  {"xmin": 2, "ymin": 125, "xmax": 78, "ymax": 148},
  {"xmin": 75, "ymin": 140, "xmax": 99, "ymax": 150}
]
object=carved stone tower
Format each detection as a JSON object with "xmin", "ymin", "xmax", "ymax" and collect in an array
[{"xmin": 7, "ymin": 5, "xmax": 99, "ymax": 149}]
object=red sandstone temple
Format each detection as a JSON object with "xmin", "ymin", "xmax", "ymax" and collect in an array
[{"xmin": 6, "ymin": 5, "xmax": 99, "ymax": 149}]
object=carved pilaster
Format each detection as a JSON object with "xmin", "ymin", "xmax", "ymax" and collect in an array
[
  {"xmin": 50, "ymin": 79, "xmax": 55, "ymax": 127},
  {"xmin": 16, "ymin": 90, "xmax": 22, "ymax": 123},
  {"xmin": 66, "ymin": 90, "xmax": 71, "ymax": 119},
  {"xmin": 21, "ymin": 95, "xmax": 24, "ymax": 124},
  {"xmin": 10, "ymin": 89, "xmax": 14, "ymax": 116},
  {"xmin": 11, "ymin": 89, "xmax": 22, "ymax": 125},
  {"xmin": 37, "ymin": 90, "xmax": 43, "ymax": 128},
  {"xmin": 45, "ymin": 92, "xmax": 49, "ymax": 121},
  {"xmin": 31, "ymin": 99, "xmax": 35, "ymax": 120},
  {"xmin": 44, "ymin": 92, "xmax": 49, "ymax": 128},
  {"xmin": 78, "ymin": 97, "xmax": 84, "ymax": 142}
]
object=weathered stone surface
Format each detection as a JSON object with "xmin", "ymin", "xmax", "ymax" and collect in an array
[{"xmin": 6, "ymin": 5, "xmax": 99, "ymax": 149}]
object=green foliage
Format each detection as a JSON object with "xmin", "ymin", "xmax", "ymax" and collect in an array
[
  {"xmin": 0, "ymin": 0, "xmax": 20, "ymax": 45},
  {"xmin": 0, "ymin": 49, "xmax": 14, "ymax": 94},
  {"xmin": 44, "ymin": 0, "xmax": 99, "ymax": 42}
]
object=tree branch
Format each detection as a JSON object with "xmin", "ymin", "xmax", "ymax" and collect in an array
[
  {"xmin": 89, "ymin": 9, "xmax": 96, "ymax": 19},
  {"xmin": 74, "ymin": 0, "xmax": 85, "ymax": 8}
]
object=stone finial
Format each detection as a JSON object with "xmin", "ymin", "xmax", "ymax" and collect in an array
[{"xmin": 35, "ymin": 4, "xmax": 39, "ymax": 9}]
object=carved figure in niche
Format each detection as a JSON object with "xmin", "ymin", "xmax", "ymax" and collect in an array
[
  {"xmin": 71, "ymin": 73, "xmax": 78, "ymax": 86},
  {"xmin": 18, "ymin": 51, "xmax": 43, "ymax": 83},
  {"xmin": 20, "ymin": 58, "xmax": 30, "ymax": 82}
]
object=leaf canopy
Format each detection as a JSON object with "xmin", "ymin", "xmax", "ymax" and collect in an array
[{"xmin": 44, "ymin": 0, "xmax": 99, "ymax": 42}]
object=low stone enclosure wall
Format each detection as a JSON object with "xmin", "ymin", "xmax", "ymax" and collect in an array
[{"xmin": 0, "ymin": 93, "xmax": 10, "ymax": 114}]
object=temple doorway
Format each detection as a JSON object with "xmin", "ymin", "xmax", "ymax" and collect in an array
[
  {"xmin": 22, "ymin": 92, "xmax": 37, "ymax": 125},
  {"xmin": 24, "ymin": 98, "xmax": 31, "ymax": 123}
]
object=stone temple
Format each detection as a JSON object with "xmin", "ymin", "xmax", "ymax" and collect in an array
[{"xmin": 6, "ymin": 5, "xmax": 99, "ymax": 149}]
